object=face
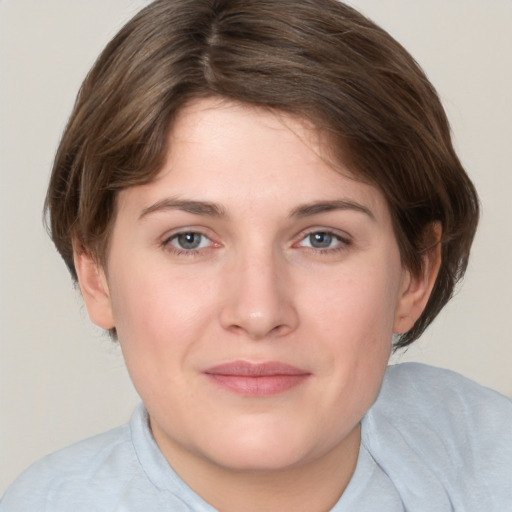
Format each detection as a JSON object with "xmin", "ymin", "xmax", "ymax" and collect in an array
[{"xmin": 77, "ymin": 97, "xmax": 429, "ymax": 479}]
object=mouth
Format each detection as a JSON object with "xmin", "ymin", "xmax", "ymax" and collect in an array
[{"xmin": 203, "ymin": 360, "xmax": 311, "ymax": 396}]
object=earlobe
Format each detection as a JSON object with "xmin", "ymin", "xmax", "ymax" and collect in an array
[
  {"xmin": 393, "ymin": 225, "xmax": 442, "ymax": 334},
  {"xmin": 73, "ymin": 245, "xmax": 115, "ymax": 330}
]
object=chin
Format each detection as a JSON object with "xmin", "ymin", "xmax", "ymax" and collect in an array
[
  {"xmin": 209, "ymin": 445, "xmax": 308, "ymax": 473},
  {"xmin": 198, "ymin": 420, "xmax": 328, "ymax": 472}
]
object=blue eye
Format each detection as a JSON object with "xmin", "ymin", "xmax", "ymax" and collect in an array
[
  {"xmin": 297, "ymin": 230, "xmax": 350, "ymax": 251},
  {"xmin": 308, "ymin": 232, "xmax": 335, "ymax": 248},
  {"xmin": 169, "ymin": 232, "xmax": 210, "ymax": 251}
]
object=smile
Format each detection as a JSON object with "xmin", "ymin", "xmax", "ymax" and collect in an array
[{"xmin": 203, "ymin": 361, "xmax": 311, "ymax": 396}]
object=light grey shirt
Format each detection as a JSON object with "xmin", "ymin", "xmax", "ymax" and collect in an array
[{"xmin": 2, "ymin": 363, "xmax": 511, "ymax": 511}]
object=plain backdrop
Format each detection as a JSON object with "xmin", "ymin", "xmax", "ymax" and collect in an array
[{"xmin": 1, "ymin": 0, "xmax": 511, "ymax": 494}]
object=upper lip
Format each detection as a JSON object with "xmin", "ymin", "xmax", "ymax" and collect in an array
[{"xmin": 204, "ymin": 360, "xmax": 310, "ymax": 377}]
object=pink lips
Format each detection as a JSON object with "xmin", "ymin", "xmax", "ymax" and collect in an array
[{"xmin": 203, "ymin": 361, "xmax": 311, "ymax": 396}]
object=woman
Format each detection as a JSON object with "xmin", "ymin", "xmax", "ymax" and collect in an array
[{"xmin": 1, "ymin": 0, "xmax": 510, "ymax": 510}]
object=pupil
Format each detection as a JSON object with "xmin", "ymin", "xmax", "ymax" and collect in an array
[
  {"xmin": 310, "ymin": 232, "xmax": 332, "ymax": 248},
  {"xmin": 178, "ymin": 233, "xmax": 201, "ymax": 249}
]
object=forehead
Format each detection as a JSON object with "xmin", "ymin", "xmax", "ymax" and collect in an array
[
  {"xmin": 116, "ymin": 97, "xmax": 389, "ymax": 223},
  {"xmin": 168, "ymin": 97, "xmax": 329, "ymax": 176}
]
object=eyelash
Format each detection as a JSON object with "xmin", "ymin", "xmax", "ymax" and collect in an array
[
  {"xmin": 162, "ymin": 231, "xmax": 216, "ymax": 257},
  {"xmin": 161, "ymin": 228, "xmax": 352, "ymax": 257},
  {"xmin": 294, "ymin": 229, "xmax": 352, "ymax": 255}
]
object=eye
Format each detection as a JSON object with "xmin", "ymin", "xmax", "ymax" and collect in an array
[
  {"xmin": 296, "ymin": 230, "xmax": 350, "ymax": 251},
  {"xmin": 305, "ymin": 232, "xmax": 335, "ymax": 249},
  {"xmin": 166, "ymin": 231, "xmax": 212, "ymax": 251}
]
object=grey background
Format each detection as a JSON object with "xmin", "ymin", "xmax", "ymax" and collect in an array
[{"xmin": 1, "ymin": 0, "xmax": 511, "ymax": 493}]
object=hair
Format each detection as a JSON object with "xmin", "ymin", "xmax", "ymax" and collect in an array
[{"xmin": 45, "ymin": 0, "xmax": 479, "ymax": 348}]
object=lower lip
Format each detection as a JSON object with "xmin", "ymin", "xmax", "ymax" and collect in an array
[{"xmin": 205, "ymin": 374, "xmax": 310, "ymax": 396}]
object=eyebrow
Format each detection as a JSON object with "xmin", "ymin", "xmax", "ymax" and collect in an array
[
  {"xmin": 139, "ymin": 197, "xmax": 374, "ymax": 221},
  {"xmin": 289, "ymin": 200, "xmax": 375, "ymax": 220},
  {"xmin": 139, "ymin": 198, "xmax": 226, "ymax": 220}
]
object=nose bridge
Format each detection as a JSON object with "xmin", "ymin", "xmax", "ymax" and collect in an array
[{"xmin": 220, "ymin": 241, "xmax": 297, "ymax": 340}]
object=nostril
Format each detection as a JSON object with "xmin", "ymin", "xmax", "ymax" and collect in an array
[
  {"xmin": 218, "ymin": 263, "xmax": 299, "ymax": 339},
  {"xmin": 224, "ymin": 317, "xmax": 294, "ymax": 341}
]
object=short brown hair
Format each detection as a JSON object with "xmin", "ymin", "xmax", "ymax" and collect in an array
[{"xmin": 45, "ymin": 0, "xmax": 479, "ymax": 348}]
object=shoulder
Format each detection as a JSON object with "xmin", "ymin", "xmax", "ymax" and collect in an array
[
  {"xmin": 378, "ymin": 362, "xmax": 512, "ymax": 430},
  {"xmin": 362, "ymin": 363, "xmax": 512, "ymax": 510},
  {"xmin": 374, "ymin": 362, "xmax": 512, "ymax": 458},
  {"xmin": 0, "ymin": 404, "xmax": 202, "ymax": 512},
  {"xmin": 0, "ymin": 421, "xmax": 139, "ymax": 511}
]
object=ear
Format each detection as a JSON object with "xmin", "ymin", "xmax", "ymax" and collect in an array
[
  {"xmin": 393, "ymin": 224, "xmax": 442, "ymax": 334},
  {"xmin": 73, "ymin": 244, "xmax": 115, "ymax": 330}
]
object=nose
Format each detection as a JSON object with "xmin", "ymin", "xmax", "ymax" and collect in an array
[{"xmin": 219, "ymin": 251, "xmax": 299, "ymax": 340}]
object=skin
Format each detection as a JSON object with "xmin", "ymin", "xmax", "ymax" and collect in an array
[{"xmin": 75, "ymin": 97, "xmax": 439, "ymax": 512}]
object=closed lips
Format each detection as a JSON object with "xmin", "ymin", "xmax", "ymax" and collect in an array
[{"xmin": 203, "ymin": 361, "xmax": 311, "ymax": 396}]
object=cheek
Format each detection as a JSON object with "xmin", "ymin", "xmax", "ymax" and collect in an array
[
  {"xmin": 107, "ymin": 266, "xmax": 220, "ymax": 408},
  {"xmin": 302, "ymin": 256, "xmax": 401, "ymax": 397},
  {"xmin": 107, "ymin": 262, "xmax": 218, "ymax": 356},
  {"xmin": 305, "ymin": 261, "xmax": 402, "ymax": 344}
]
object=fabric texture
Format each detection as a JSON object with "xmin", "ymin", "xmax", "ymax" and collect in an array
[{"xmin": 2, "ymin": 363, "xmax": 511, "ymax": 511}]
